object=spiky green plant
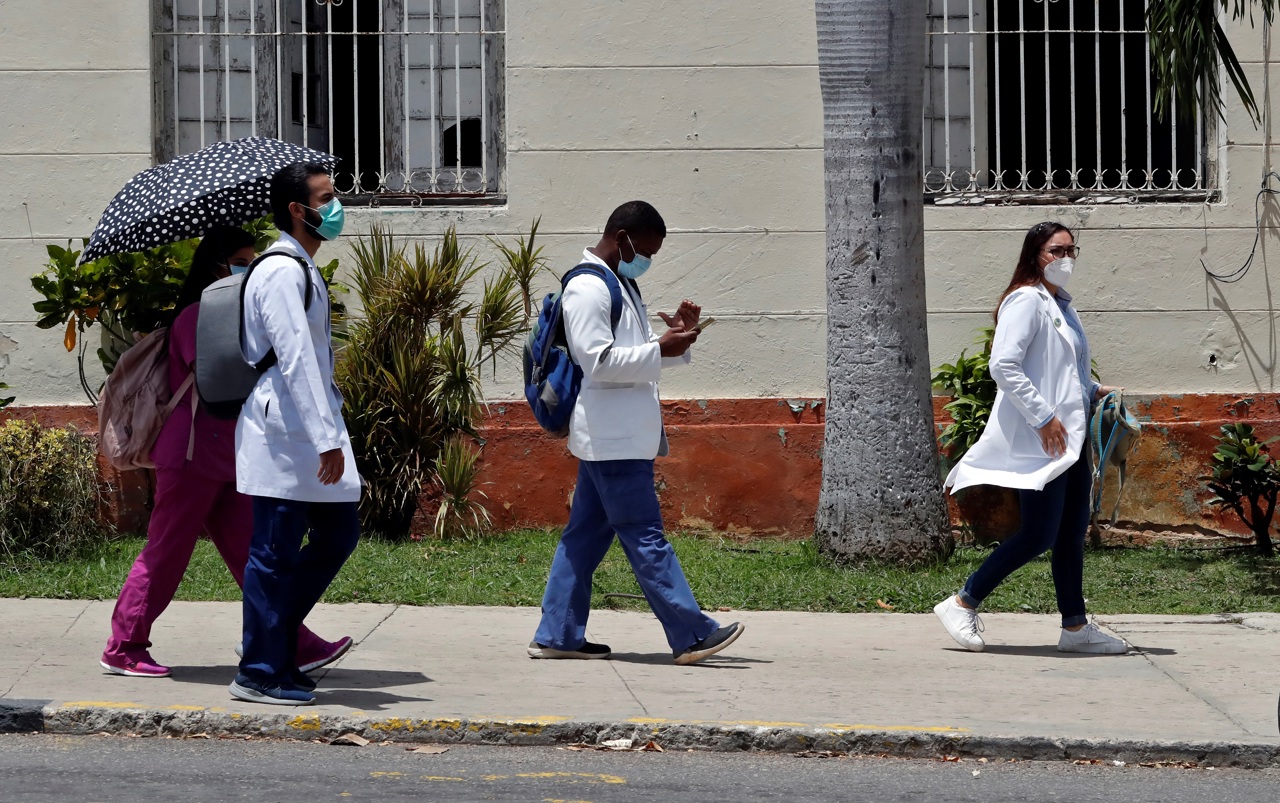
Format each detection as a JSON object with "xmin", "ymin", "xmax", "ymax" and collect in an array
[
  {"xmin": 491, "ymin": 217, "xmax": 549, "ymax": 321},
  {"xmin": 1147, "ymin": 0, "xmax": 1277, "ymax": 123},
  {"xmin": 433, "ymin": 434, "xmax": 491, "ymax": 540},
  {"xmin": 336, "ymin": 224, "xmax": 524, "ymax": 539}
]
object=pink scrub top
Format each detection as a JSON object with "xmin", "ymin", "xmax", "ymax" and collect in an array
[{"xmin": 149, "ymin": 303, "xmax": 236, "ymax": 481}]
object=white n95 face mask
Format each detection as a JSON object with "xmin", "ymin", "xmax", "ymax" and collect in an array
[{"xmin": 1043, "ymin": 257, "xmax": 1075, "ymax": 289}]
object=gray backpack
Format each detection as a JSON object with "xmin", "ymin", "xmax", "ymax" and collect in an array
[{"xmin": 195, "ymin": 250, "xmax": 312, "ymax": 420}]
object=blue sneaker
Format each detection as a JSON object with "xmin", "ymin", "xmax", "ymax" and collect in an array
[{"xmin": 229, "ymin": 674, "xmax": 315, "ymax": 706}]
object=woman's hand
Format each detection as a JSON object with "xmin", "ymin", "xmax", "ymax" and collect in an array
[
  {"xmin": 1037, "ymin": 417, "xmax": 1068, "ymax": 458},
  {"xmin": 1096, "ymin": 385, "xmax": 1123, "ymax": 400}
]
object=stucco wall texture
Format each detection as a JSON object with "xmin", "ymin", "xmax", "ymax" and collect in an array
[{"xmin": 2, "ymin": 3, "xmax": 1279, "ymax": 536}]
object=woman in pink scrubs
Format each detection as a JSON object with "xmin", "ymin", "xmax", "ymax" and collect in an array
[{"xmin": 101, "ymin": 225, "xmax": 352, "ymax": 678}]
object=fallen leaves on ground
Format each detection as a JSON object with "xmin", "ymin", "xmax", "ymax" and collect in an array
[
  {"xmin": 562, "ymin": 739, "xmax": 664, "ymax": 753},
  {"xmin": 794, "ymin": 750, "xmax": 844, "ymax": 759},
  {"xmin": 876, "ymin": 599, "xmax": 895, "ymax": 610},
  {"xmin": 406, "ymin": 745, "xmax": 450, "ymax": 755},
  {"xmin": 330, "ymin": 733, "xmax": 370, "ymax": 747}
]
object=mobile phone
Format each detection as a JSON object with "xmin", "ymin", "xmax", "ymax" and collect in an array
[{"xmin": 695, "ymin": 317, "xmax": 716, "ymax": 331}]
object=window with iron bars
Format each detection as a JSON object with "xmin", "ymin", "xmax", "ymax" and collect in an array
[
  {"xmin": 153, "ymin": 0, "xmax": 505, "ymax": 204},
  {"xmin": 924, "ymin": 0, "xmax": 1215, "ymax": 204}
]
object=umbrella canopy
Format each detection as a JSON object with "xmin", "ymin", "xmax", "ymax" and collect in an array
[{"xmin": 80, "ymin": 137, "xmax": 337, "ymax": 264}]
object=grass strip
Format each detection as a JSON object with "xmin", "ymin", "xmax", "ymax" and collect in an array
[{"xmin": 1, "ymin": 530, "xmax": 1277, "ymax": 615}]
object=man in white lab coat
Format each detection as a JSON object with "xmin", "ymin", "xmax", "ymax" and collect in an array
[
  {"xmin": 229, "ymin": 162, "xmax": 361, "ymax": 705},
  {"xmin": 528, "ymin": 201, "xmax": 745, "ymax": 665}
]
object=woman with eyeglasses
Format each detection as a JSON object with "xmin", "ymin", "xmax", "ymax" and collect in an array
[
  {"xmin": 933, "ymin": 221, "xmax": 1129, "ymax": 655},
  {"xmin": 101, "ymin": 225, "xmax": 351, "ymax": 679}
]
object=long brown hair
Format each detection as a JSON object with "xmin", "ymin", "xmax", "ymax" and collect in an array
[{"xmin": 993, "ymin": 221, "xmax": 1073, "ymax": 322}]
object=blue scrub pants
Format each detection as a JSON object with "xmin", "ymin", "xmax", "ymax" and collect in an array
[
  {"xmin": 535, "ymin": 459, "xmax": 718, "ymax": 653},
  {"xmin": 239, "ymin": 497, "xmax": 361, "ymax": 684},
  {"xmin": 959, "ymin": 452, "xmax": 1091, "ymax": 628}
]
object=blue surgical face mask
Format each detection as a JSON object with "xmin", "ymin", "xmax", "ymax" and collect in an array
[
  {"xmin": 227, "ymin": 261, "xmax": 251, "ymax": 276},
  {"xmin": 303, "ymin": 198, "xmax": 345, "ymax": 241},
  {"xmin": 617, "ymin": 233, "xmax": 652, "ymax": 279}
]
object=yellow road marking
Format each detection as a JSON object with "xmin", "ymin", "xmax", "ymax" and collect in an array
[{"xmin": 59, "ymin": 701, "xmax": 140, "ymax": 709}]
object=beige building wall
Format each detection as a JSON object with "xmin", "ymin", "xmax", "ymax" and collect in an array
[
  {"xmin": 2, "ymin": 2, "xmax": 1278, "ymax": 406},
  {"xmin": 0, "ymin": 1, "xmax": 154, "ymax": 404}
]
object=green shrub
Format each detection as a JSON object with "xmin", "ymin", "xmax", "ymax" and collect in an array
[
  {"xmin": 1205, "ymin": 422, "xmax": 1279, "ymax": 557},
  {"xmin": 931, "ymin": 327, "xmax": 996, "ymax": 464},
  {"xmin": 336, "ymin": 224, "xmax": 527, "ymax": 539},
  {"xmin": 29, "ymin": 217, "xmax": 339, "ymax": 397},
  {"xmin": 0, "ymin": 383, "xmax": 13, "ymax": 410},
  {"xmin": 0, "ymin": 419, "xmax": 106, "ymax": 564}
]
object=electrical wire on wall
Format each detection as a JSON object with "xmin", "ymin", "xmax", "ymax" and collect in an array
[
  {"xmin": 1201, "ymin": 172, "xmax": 1280, "ymax": 283},
  {"xmin": 1202, "ymin": 18, "xmax": 1278, "ymax": 285}
]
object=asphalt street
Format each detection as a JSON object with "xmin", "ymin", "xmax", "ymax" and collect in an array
[{"xmin": 1, "ymin": 734, "xmax": 1278, "ymax": 803}]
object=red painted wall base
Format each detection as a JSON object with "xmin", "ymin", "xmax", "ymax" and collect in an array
[{"xmin": 3, "ymin": 394, "xmax": 1269, "ymax": 539}]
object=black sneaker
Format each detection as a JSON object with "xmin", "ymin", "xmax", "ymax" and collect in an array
[
  {"xmin": 290, "ymin": 668, "xmax": 318, "ymax": 692},
  {"xmin": 674, "ymin": 622, "xmax": 745, "ymax": 666},
  {"xmin": 228, "ymin": 675, "xmax": 315, "ymax": 706},
  {"xmin": 527, "ymin": 640, "xmax": 611, "ymax": 659}
]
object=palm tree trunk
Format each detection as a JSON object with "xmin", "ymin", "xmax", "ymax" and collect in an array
[{"xmin": 813, "ymin": 0, "xmax": 953, "ymax": 564}]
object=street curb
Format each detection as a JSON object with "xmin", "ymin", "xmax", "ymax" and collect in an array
[
  {"xmin": 0, "ymin": 700, "xmax": 49, "ymax": 734},
  {"xmin": 29, "ymin": 704, "xmax": 1280, "ymax": 768}
]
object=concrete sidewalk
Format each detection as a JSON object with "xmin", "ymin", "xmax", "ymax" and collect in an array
[{"xmin": 2, "ymin": 600, "xmax": 1278, "ymax": 765}]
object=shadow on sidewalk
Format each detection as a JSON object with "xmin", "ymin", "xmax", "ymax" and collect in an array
[
  {"xmin": 166, "ymin": 665, "xmax": 433, "ymax": 691},
  {"xmin": 607, "ymin": 652, "xmax": 773, "ymax": 668},
  {"xmin": 974, "ymin": 645, "xmax": 1178, "ymax": 657},
  {"xmin": 312, "ymin": 687, "xmax": 433, "ymax": 711}
]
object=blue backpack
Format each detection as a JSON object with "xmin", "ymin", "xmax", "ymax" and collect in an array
[{"xmin": 523, "ymin": 263, "xmax": 625, "ymax": 437}]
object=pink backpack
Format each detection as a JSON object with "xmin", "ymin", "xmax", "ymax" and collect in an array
[{"xmin": 97, "ymin": 328, "xmax": 194, "ymax": 471}]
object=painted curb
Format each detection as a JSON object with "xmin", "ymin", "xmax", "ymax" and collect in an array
[
  {"xmin": 0, "ymin": 700, "xmax": 49, "ymax": 733},
  {"xmin": 28, "ymin": 704, "xmax": 1280, "ymax": 768}
]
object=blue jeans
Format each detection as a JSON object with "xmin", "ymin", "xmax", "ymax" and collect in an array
[
  {"xmin": 239, "ymin": 497, "xmax": 360, "ymax": 684},
  {"xmin": 959, "ymin": 453, "xmax": 1091, "ymax": 628},
  {"xmin": 534, "ymin": 459, "xmax": 718, "ymax": 653}
]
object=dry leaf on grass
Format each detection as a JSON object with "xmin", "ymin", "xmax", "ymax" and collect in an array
[
  {"xmin": 330, "ymin": 733, "xmax": 370, "ymax": 747},
  {"xmin": 876, "ymin": 599, "xmax": 895, "ymax": 610}
]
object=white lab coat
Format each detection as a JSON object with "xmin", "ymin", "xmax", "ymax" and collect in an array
[
  {"xmin": 563, "ymin": 249, "xmax": 691, "ymax": 462},
  {"xmin": 235, "ymin": 232, "xmax": 360, "ymax": 502},
  {"xmin": 946, "ymin": 284, "xmax": 1094, "ymax": 493}
]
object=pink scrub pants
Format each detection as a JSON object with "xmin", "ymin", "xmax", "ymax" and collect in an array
[{"xmin": 104, "ymin": 465, "xmax": 330, "ymax": 665}]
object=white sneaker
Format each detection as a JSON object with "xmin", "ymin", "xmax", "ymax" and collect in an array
[
  {"xmin": 933, "ymin": 596, "xmax": 985, "ymax": 652},
  {"xmin": 1058, "ymin": 621, "xmax": 1129, "ymax": 654}
]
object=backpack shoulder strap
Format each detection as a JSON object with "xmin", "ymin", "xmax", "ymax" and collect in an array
[
  {"xmin": 239, "ymin": 249, "xmax": 316, "ymax": 373},
  {"xmin": 561, "ymin": 263, "xmax": 623, "ymax": 333},
  {"xmin": 247, "ymin": 249, "xmax": 314, "ymax": 311}
]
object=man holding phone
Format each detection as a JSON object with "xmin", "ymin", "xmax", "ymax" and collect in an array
[{"xmin": 527, "ymin": 200, "xmax": 744, "ymax": 666}]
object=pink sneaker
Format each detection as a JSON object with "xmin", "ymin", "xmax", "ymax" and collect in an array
[
  {"xmin": 100, "ymin": 654, "xmax": 171, "ymax": 678},
  {"xmin": 298, "ymin": 636, "xmax": 353, "ymax": 673}
]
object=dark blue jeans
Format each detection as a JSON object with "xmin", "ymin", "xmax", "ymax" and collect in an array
[
  {"xmin": 239, "ymin": 497, "xmax": 360, "ymax": 684},
  {"xmin": 959, "ymin": 453, "xmax": 1091, "ymax": 628},
  {"xmin": 534, "ymin": 459, "xmax": 718, "ymax": 653}
]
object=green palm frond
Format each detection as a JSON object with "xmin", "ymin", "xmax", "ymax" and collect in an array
[{"xmin": 1148, "ymin": 0, "xmax": 1278, "ymax": 123}]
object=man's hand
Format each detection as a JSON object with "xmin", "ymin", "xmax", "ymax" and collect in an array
[
  {"xmin": 1037, "ymin": 417, "xmax": 1068, "ymax": 459},
  {"xmin": 657, "ymin": 320, "xmax": 699, "ymax": 357},
  {"xmin": 659, "ymin": 299, "xmax": 702, "ymax": 332},
  {"xmin": 1096, "ymin": 385, "xmax": 1123, "ymax": 399},
  {"xmin": 318, "ymin": 448, "xmax": 344, "ymax": 485}
]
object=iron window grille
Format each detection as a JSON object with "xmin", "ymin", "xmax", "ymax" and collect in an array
[
  {"xmin": 153, "ymin": 0, "xmax": 505, "ymax": 204},
  {"xmin": 924, "ymin": 0, "xmax": 1217, "ymax": 205}
]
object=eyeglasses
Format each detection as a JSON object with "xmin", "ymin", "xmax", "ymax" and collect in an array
[{"xmin": 1043, "ymin": 245, "xmax": 1080, "ymax": 259}]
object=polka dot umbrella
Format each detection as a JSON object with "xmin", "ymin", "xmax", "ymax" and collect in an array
[{"xmin": 80, "ymin": 136, "xmax": 337, "ymax": 264}]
